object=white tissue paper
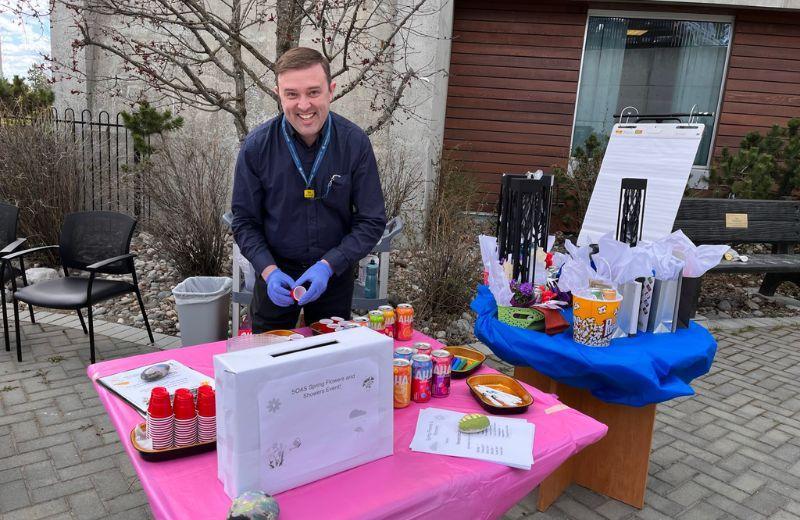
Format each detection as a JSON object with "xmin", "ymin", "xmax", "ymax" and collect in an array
[
  {"xmin": 662, "ymin": 230, "xmax": 728, "ymax": 278},
  {"xmin": 589, "ymin": 235, "xmax": 653, "ymax": 338},
  {"xmin": 479, "ymin": 235, "xmax": 513, "ymax": 307}
]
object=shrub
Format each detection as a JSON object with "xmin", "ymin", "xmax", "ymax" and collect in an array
[
  {"xmin": 0, "ymin": 75, "xmax": 54, "ymax": 116},
  {"xmin": 0, "ymin": 117, "xmax": 82, "ymax": 263},
  {"xmin": 708, "ymin": 118, "xmax": 800, "ymax": 199},
  {"xmin": 411, "ymin": 153, "xmax": 485, "ymax": 323},
  {"xmin": 139, "ymin": 135, "xmax": 232, "ymax": 277},
  {"xmin": 551, "ymin": 133, "xmax": 607, "ymax": 234},
  {"xmin": 378, "ymin": 146, "xmax": 425, "ymax": 222}
]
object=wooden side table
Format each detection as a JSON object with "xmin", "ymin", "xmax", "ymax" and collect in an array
[{"xmin": 514, "ymin": 366, "xmax": 656, "ymax": 510}]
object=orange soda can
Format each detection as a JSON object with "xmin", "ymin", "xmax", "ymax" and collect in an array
[
  {"xmin": 395, "ymin": 303, "xmax": 414, "ymax": 341},
  {"xmin": 393, "ymin": 358, "xmax": 412, "ymax": 408},
  {"xmin": 378, "ymin": 305, "xmax": 395, "ymax": 338}
]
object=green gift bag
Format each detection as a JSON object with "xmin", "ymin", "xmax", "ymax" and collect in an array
[{"xmin": 497, "ymin": 306, "xmax": 545, "ymax": 331}]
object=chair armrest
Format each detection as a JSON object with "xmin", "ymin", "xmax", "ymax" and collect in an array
[
  {"xmin": 0, "ymin": 237, "xmax": 27, "ymax": 255},
  {"xmin": 86, "ymin": 253, "xmax": 137, "ymax": 271},
  {"xmin": 1, "ymin": 245, "xmax": 59, "ymax": 262}
]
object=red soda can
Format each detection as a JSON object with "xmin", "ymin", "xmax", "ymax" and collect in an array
[
  {"xmin": 395, "ymin": 303, "xmax": 414, "ymax": 341},
  {"xmin": 378, "ymin": 305, "xmax": 395, "ymax": 338},
  {"xmin": 431, "ymin": 349, "xmax": 453, "ymax": 398},
  {"xmin": 393, "ymin": 359, "xmax": 412, "ymax": 408},
  {"xmin": 413, "ymin": 342, "xmax": 432, "ymax": 357},
  {"xmin": 411, "ymin": 354, "xmax": 433, "ymax": 403}
]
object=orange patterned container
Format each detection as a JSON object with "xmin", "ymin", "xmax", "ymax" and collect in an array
[
  {"xmin": 393, "ymin": 358, "xmax": 412, "ymax": 408},
  {"xmin": 395, "ymin": 303, "xmax": 414, "ymax": 341}
]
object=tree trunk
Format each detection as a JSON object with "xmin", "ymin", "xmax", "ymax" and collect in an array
[
  {"xmin": 231, "ymin": 0, "xmax": 249, "ymax": 141},
  {"xmin": 275, "ymin": 0, "xmax": 303, "ymax": 71}
]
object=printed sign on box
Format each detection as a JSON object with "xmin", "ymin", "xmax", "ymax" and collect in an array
[{"xmin": 257, "ymin": 358, "xmax": 379, "ymax": 490}]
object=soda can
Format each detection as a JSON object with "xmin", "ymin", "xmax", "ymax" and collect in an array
[
  {"xmin": 368, "ymin": 310, "xmax": 385, "ymax": 333},
  {"xmin": 411, "ymin": 354, "xmax": 433, "ymax": 403},
  {"xmin": 393, "ymin": 359, "xmax": 412, "ymax": 408},
  {"xmin": 395, "ymin": 303, "xmax": 414, "ymax": 341},
  {"xmin": 393, "ymin": 346, "xmax": 415, "ymax": 362},
  {"xmin": 413, "ymin": 342, "xmax": 432, "ymax": 357},
  {"xmin": 353, "ymin": 316, "xmax": 369, "ymax": 327},
  {"xmin": 378, "ymin": 305, "xmax": 396, "ymax": 338},
  {"xmin": 431, "ymin": 349, "xmax": 453, "ymax": 398}
]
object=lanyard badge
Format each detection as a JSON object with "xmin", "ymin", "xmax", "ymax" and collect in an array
[{"xmin": 281, "ymin": 113, "xmax": 333, "ymax": 200}]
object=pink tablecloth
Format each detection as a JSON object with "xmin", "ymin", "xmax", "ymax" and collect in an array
[{"xmin": 88, "ymin": 331, "xmax": 607, "ymax": 520}]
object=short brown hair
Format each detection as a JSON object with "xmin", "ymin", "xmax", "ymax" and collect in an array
[{"xmin": 275, "ymin": 47, "xmax": 331, "ymax": 85}]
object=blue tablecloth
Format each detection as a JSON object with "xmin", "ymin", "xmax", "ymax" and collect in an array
[{"xmin": 471, "ymin": 285, "xmax": 717, "ymax": 407}]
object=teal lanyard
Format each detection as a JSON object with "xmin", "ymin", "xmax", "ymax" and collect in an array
[{"xmin": 281, "ymin": 113, "xmax": 333, "ymax": 189}]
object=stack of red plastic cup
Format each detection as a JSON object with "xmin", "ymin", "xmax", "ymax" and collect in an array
[
  {"xmin": 173, "ymin": 388, "xmax": 197, "ymax": 446},
  {"xmin": 197, "ymin": 385, "xmax": 216, "ymax": 443},
  {"xmin": 147, "ymin": 387, "xmax": 173, "ymax": 450}
]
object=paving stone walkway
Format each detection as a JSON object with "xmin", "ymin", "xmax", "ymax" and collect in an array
[{"xmin": 1, "ymin": 310, "xmax": 799, "ymax": 519}]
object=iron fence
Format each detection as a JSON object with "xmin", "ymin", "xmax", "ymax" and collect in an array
[{"xmin": 0, "ymin": 107, "xmax": 149, "ymax": 220}]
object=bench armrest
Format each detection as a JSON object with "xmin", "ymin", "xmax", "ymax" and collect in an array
[
  {"xmin": 1, "ymin": 245, "xmax": 59, "ymax": 262},
  {"xmin": 0, "ymin": 237, "xmax": 27, "ymax": 255},
  {"xmin": 86, "ymin": 253, "xmax": 136, "ymax": 271}
]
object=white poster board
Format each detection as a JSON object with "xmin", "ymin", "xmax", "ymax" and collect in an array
[{"xmin": 577, "ymin": 123, "xmax": 704, "ymax": 246}]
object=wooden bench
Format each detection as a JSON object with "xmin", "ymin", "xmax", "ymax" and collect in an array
[{"xmin": 674, "ymin": 198, "xmax": 800, "ymax": 296}]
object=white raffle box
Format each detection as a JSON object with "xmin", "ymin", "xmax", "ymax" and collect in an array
[{"xmin": 214, "ymin": 327, "xmax": 394, "ymax": 497}]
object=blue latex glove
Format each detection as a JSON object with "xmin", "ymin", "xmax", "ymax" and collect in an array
[
  {"xmin": 295, "ymin": 261, "xmax": 333, "ymax": 306},
  {"xmin": 266, "ymin": 269, "xmax": 296, "ymax": 307}
]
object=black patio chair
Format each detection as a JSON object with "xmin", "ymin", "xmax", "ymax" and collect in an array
[
  {"xmin": 1, "ymin": 201, "xmax": 36, "ymax": 353},
  {"xmin": 4, "ymin": 211, "xmax": 154, "ymax": 363}
]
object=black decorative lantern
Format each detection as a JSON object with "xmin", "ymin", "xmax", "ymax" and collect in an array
[
  {"xmin": 496, "ymin": 173, "xmax": 554, "ymax": 283},
  {"xmin": 616, "ymin": 178, "xmax": 647, "ymax": 246}
]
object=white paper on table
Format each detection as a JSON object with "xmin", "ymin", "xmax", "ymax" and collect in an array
[
  {"xmin": 578, "ymin": 124, "xmax": 704, "ymax": 246},
  {"xmin": 257, "ymin": 357, "xmax": 380, "ymax": 491},
  {"xmin": 96, "ymin": 360, "xmax": 215, "ymax": 415},
  {"xmin": 409, "ymin": 408, "xmax": 534, "ymax": 470}
]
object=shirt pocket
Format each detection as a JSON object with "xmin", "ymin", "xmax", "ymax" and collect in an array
[{"xmin": 321, "ymin": 171, "xmax": 352, "ymax": 212}]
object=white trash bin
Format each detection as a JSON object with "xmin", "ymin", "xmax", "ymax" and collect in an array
[{"xmin": 173, "ymin": 276, "xmax": 233, "ymax": 347}]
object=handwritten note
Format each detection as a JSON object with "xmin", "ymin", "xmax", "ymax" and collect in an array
[{"xmin": 409, "ymin": 408, "xmax": 534, "ymax": 470}]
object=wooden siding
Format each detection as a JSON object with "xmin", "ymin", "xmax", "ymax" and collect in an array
[
  {"xmin": 443, "ymin": 0, "xmax": 587, "ymax": 199},
  {"xmin": 715, "ymin": 10, "xmax": 800, "ymax": 153}
]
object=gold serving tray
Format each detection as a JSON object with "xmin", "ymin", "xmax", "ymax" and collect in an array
[
  {"xmin": 130, "ymin": 423, "xmax": 216, "ymax": 461},
  {"xmin": 445, "ymin": 346, "xmax": 486, "ymax": 378},
  {"xmin": 466, "ymin": 374, "xmax": 533, "ymax": 414}
]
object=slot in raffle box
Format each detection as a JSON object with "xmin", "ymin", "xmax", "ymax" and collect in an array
[{"xmin": 213, "ymin": 327, "xmax": 394, "ymax": 497}]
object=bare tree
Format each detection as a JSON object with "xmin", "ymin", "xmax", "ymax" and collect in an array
[{"xmin": 7, "ymin": 0, "xmax": 440, "ymax": 141}]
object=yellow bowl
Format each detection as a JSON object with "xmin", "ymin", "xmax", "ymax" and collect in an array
[
  {"xmin": 263, "ymin": 329, "xmax": 296, "ymax": 337},
  {"xmin": 445, "ymin": 346, "xmax": 486, "ymax": 378}
]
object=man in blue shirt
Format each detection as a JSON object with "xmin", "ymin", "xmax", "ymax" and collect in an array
[{"xmin": 232, "ymin": 47, "xmax": 387, "ymax": 332}]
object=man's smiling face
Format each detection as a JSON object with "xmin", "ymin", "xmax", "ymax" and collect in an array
[{"xmin": 276, "ymin": 63, "xmax": 336, "ymax": 146}]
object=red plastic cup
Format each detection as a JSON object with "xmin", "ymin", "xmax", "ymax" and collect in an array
[
  {"xmin": 197, "ymin": 387, "xmax": 216, "ymax": 418},
  {"xmin": 147, "ymin": 387, "xmax": 172, "ymax": 419},
  {"xmin": 292, "ymin": 286, "xmax": 307, "ymax": 301},
  {"xmin": 173, "ymin": 391, "xmax": 196, "ymax": 420}
]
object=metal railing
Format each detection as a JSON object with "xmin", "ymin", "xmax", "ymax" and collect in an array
[{"xmin": 0, "ymin": 107, "xmax": 149, "ymax": 219}]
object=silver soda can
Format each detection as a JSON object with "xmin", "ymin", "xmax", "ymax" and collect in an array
[{"xmin": 393, "ymin": 346, "xmax": 415, "ymax": 362}]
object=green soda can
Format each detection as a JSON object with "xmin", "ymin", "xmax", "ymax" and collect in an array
[{"xmin": 368, "ymin": 310, "xmax": 385, "ymax": 333}]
